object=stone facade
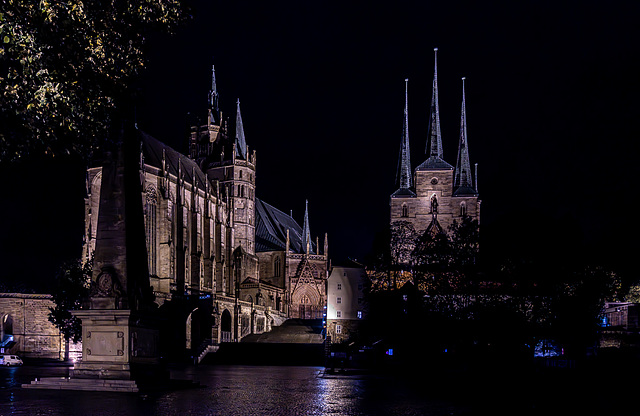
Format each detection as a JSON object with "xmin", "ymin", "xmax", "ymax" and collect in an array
[
  {"xmin": 81, "ymin": 68, "xmax": 328, "ymax": 357},
  {"xmin": 390, "ymin": 54, "xmax": 480, "ymax": 237},
  {"xmin": 0, "ymin": 293, "xmax": 80, "ymax": 359}
]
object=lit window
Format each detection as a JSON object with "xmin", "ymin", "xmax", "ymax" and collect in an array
[
  {"xmin": 357, "ymin": 311, "xmax": 362, "ymax": 319},
  {"xmin": 337, "ymin": 297, "xmax": 342, "ymax": 304},
  {"xmin": 336, "ymin": 325, "xmax": 342, "ymax": 334}
]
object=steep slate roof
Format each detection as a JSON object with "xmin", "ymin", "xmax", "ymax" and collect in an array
[
  {"xmin": 140, "ymin": 130, "xmax": 210, "ymax": 192},
  {"xmin": 255, "ymin": 198, "xmax": 315, "ymax": 254},
  {"xmin": 391, "ymin": 187, "xmax": 416, "ymax": 198},
  {"xmin": 452, "ymin": 185, "xmax": 478, "ymax": 197},
  {"xmin": 415, "ymin": 156, "xmax": 454, "ymax": 171}
]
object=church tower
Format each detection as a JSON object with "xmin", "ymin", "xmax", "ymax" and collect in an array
[
  {"xmin": 391, "ymin": 48, "xmax": 480, "ymax": 237},
  {"xmin": 390, "ymin": 78, "xmax": 416, "ymax": 222}
]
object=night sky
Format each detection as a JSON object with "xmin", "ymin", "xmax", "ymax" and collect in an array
[{"xmin": 1, "ymin": 1, "xmax": 639, "ymax": 291}]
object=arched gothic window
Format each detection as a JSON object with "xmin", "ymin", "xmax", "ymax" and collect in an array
[
  {"xmin": 401, "ymin": 204, "xmax": 408, "ymax": 218},
  {"xmin": 460, "ymin": 202, "xmax": 467, "ymax": 217},
  {"xmin": 145, "ymin": 187, "xmax": 158, "ymax": 275},
  {"xmin": 274, "ymin": 257, "xmax": 281, "ymax": 277}
]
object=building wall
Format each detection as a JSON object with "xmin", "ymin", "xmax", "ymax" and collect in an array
[
  {"xmin": 326, "ymin": 265, "xmax": 367, "ymax": 343},
  {"xmin": 391, "ymin": 167, "xmax": 479, "ymax": 235},
  {"xmin": 0, "ymin": 294, "xmax": 80, "ymax": 359}
]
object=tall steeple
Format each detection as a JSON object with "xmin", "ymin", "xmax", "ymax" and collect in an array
[
  {"xmin": 427, "ymin": 48, "xmax": 443, "ymax": 159},
  {"xmin": 302, "ymin": 199, "xmax": 312, "ymax": 254},
  {"xmin": 208, "ymin": 64, "xmax": 219, "ymax": 125},
  {"xmin": 396, "ymin": 78, "xmax": 412, "ymax": 190},
  {"xmin": 235, "ymin": 98, "xmax": 247, "ymax": 159},
  {"xmin": 454, "ymin": 77, "xmax": 476, "ymax": 194}
]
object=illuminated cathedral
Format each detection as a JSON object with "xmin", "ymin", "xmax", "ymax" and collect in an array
[
  {"xmin": 82, "ymin": 66, "xmax": 328, "ymax": 354},
  {"xmin": 391, "ymin": 48, "xmax": 480, "ymax": 236}
]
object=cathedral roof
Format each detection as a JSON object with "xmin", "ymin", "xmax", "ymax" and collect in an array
[
  {"xmin": 415, "ymin": 155, "xmax": 454, "ymax": 171},
  {"xmin": 390, "ymin": 187, "xmax": 416, "ymax": 198},
  {"xmin": 452, "ymin": 185, "xmax": 478, "ymax": 197},
  {"xmin": 255, "ymin": 198, "xmax": 316, "ymax": 254},
  {"xmin": 140, "ymin": 130, "xmax": 210, "ymax": 192}
]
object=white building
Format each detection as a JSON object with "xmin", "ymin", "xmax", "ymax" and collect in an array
[{"xmin": 326, "ymin": 261, "xmax": 368, "ymax": 343}]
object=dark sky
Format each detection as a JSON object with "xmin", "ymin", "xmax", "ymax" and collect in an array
[{"xmin": 2, "ymin": 1, "xmax": 639, "ymax": 290}]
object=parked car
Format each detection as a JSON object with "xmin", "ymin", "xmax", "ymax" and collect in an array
[{"xmin": 0, "ymin": 354, "xmax": 23, "ymax": 366}]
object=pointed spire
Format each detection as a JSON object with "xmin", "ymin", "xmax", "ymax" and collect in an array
[
  {"xmin": 235, "ymin": 98, "xmax": 247, "ymax": 159},
  {"xmin": 208, "ymin": 64, "xmax": 219, "ymax": 124},
  {"xmin": 427, "ymin": 48, "xmax": 443, "ymax": 159},
  {"xmin": 302, "ymin": 199, "xmax": 311, "ymax": 254},
  {"xmin": 455, "ymin": 77, "xmax": 474, "ymax": 191},
  {"xmin": 396, "ymin": 78, "xmax": 412, "ymax": 189}
]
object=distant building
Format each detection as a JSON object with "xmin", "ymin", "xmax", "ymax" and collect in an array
[
  {"xmin": 390, "ymin": 49, "xmax": 480, "ymax": 239},
  {"xmin": 599, "ymin": 302, "xmax": 640, "ymax": 350},
  {"xmin": 0, "ymin": 293, "xmax": 80, "ymax": 360},
  {"xmin": 326, "ymin": 261, "xmax": 368, "ymax": 343}
]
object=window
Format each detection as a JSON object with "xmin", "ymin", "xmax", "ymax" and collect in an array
[
  {"xmin": 402, "ymin": 204, "xmax": 408, "ymax": 217},
  {"xmin": 357, "ymin": 311, "xmax": 362, "ymax": 319},
  {"xmin": 336, "ymin": 297, "xmax": 342, "ymax": 304},
  {"xmin": 336, "ymin": 325, "xmax": 342, "ymax": 334},
  {"xmin": 145, "ymin": 189, "xmax": 157, "ymax": 275},
  {"xmin": 460, "ymin": 202, "xmax": 467, "ymax": 217},
  {"xmin": 274, "ymin": 257, "xmax": 281, "ymax": 277},
  {"xmin": 337, "ymin": 283, "xmax": 342, "ymax": 290},
  {"xmin": 336, "ymin": 311, "xmax": 342, "ymax": 318}
]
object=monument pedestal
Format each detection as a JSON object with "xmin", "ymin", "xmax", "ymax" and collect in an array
[
  {"xmin": 71, "ymin": 309, "xmax": 164, "ymax": 381},
  {"xmin": 23, "ymin": 308, "xmax": 166, "ymax": 392}
]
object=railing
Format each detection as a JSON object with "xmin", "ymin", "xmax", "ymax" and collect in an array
[{"xmin": 221, "ymin": 331, "xmax": 232, "ymax": 343}]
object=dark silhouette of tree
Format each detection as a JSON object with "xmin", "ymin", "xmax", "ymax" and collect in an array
[
  {"xmin": 48, "ymin": 258, "xmax": 91, "ymax": 360},
  {"xmin": 449, "ymin": 215, "xmax": 480, "ymax": 273},
  {"xmin": 0, "ymin": 0, "xmax": 187, "ymax": 161},
  {"xmin": 389, "ymin": 220, "xmax": 417, "ymax": 289},
  {"xmin": 551, "ymin": 266, "xmax": 622, "ymax": 357}
]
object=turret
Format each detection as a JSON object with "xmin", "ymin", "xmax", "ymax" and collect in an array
[{"xmin": 454, "ymin": 77, "xmax": 478, "ymax": 196}]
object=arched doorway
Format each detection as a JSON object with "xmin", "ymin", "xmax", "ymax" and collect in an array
[
  {"xmin": 221, "ymin": 309, "xmax": 232, "ymax": 343},
  {"xmin": 186, "ymin": 307, "xmax": 212, "ymax": 352}
]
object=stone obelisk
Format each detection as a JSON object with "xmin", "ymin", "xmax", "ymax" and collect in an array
[{"xmin": 71, "ymin": 123, "xmax": 161, "ymax": 385}]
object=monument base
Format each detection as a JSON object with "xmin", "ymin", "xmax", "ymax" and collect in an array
[
  {"xmin": 22, "ymin": 308, "xmax": 168, "ymax": 392},
  {"xmin": 22, "ymin": 377, "xmax": 140, "ymax": 392}
]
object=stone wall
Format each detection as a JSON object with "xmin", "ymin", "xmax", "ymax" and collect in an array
[{"xmin": 0, "ymin": 293, "xmax": 80, "ymax": 359}]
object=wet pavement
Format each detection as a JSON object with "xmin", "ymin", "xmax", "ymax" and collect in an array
[{"xmin": 1, "ymin": 363, "xmax": 472, "ymax": 416}]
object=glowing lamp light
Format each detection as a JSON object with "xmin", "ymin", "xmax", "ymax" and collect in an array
[{"xmin": 386, "ymin": 349, "xmax": 393, "ymax": 356}]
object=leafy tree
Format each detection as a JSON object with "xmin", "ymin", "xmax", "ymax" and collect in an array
[
  {"xmin": 551, "ymin": 266, "xmax": 622, "ymax": 357},
  {"xmin": 48, "ymin": 259, "xmax": 91, "ymax": 359},
  {"xmin": 389, "ymin": 220, "xmax": 417, "ymax": 289},
  {"xmin": 449, "ymin": 214, "xmax": 480, "ymax": 272},
  {"xmin": 0, "ymin": 0, "xmax": 187, "ymax": 161}
]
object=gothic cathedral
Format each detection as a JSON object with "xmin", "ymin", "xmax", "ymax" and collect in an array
[
  {"xmin": 390, "ymin": 49, "xmax": 480, "ymax": 236},
  {"xmin": 82, "ymin": 66, "xmax": 328, "ymax": 353}
]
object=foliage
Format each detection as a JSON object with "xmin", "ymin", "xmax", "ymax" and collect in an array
[
  {"xmin": 48, "ymin": 259, "xmax": 91, "ymax": 343},
  {"xmin": 0, "ymin": 0, "xmax": 187, "ymax": 161},
  {"xmin": 389, "ymin": 220, "xmax": 417, "ymax": 269},
  {"xmin": 550, "ymin": 266, "xmax": 622, "ymax": 356}
]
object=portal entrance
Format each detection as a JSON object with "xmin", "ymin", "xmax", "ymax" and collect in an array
[{"xmin": 221, "ymin": 309, "xmax": 232, "ymax": 343}]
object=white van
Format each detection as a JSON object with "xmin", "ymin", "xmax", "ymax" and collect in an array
[{"xmin": 0, "ymin": 354, "xmax": 23, "ymax": 366}]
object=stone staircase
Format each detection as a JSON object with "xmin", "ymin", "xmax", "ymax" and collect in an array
[
  {"xmin": 23, "ymin": 377, "xmax": 139, "ymax": 392},
  {"xmin": 240, "ymin": 319, "xmax": 324, "ymax": 344},
  {"xmin": 202, "ymin": 319, "xmax": 326, "ymax": 365}
]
